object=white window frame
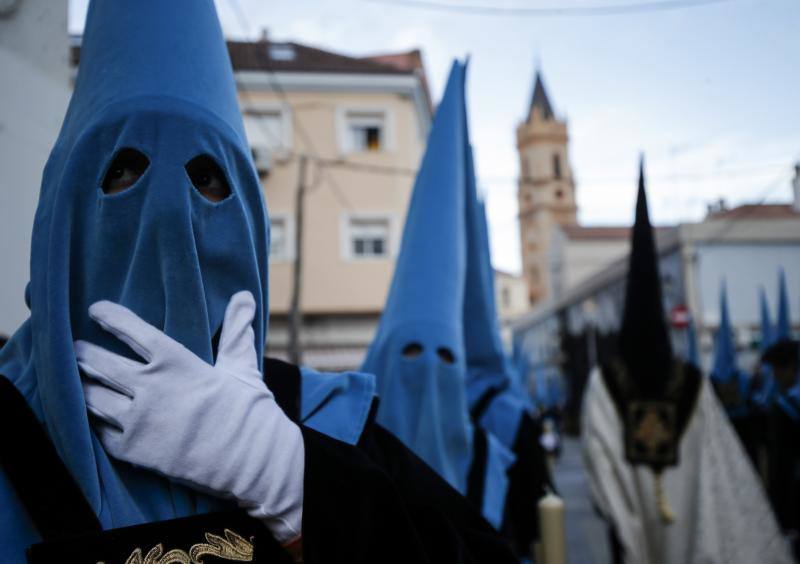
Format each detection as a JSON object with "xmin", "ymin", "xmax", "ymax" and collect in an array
[
  {"xmin": 242, "ymin": 101, "xmax": 293, "ymax": 161},
  {"xmin": 340, "ymin": 213, "xmax": 398, "ymax": 262},
  {"xmin": 268, "ymin": 213, "xmax": 295, "ymax": 263},
  {"xmin": 335, "ymin": 105, "xmax": 395, "ymax": 155}
]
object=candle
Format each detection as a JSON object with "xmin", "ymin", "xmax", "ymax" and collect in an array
[{"xmin": 538, "ymin": 491, "xmax": 566, "ymax": 564}]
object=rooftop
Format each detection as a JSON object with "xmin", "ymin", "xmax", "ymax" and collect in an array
[
  {"xmin": 71, "ymin": 37, "xmax": 422, "ymax": 77},
  {"xmin": 706, "ymin": 203, "xmax": 799, "ymax": 221}
]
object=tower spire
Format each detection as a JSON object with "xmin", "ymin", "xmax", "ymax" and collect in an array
[{"xmin": 528, "ymin": 71, "xmax": 555, "ymax": 122}]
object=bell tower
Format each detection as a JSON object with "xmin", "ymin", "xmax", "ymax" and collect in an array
[{"xmin": 516, "ymin": 71, "xmax": 577, "ymax": 305}]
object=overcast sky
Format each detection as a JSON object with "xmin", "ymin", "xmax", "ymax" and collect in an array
[{"xmin": 69, "ymin": 0, "xmax": 799, "ymax": 273}]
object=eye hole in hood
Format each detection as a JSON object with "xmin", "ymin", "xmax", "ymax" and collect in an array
[
  {"xmin": 185, "ymin": 154, "xmax": 231, "ymax": 203},
  {"xmin": 102, "ymin": 148, "xmax": 149, "ymax": 195},
  {"xmin": 402, "ymin": 342, "xmax": 423, "ymax": 359},
  {"xmin": 437, "ymin": 347, "xmax": 455, "ymax": 364}
]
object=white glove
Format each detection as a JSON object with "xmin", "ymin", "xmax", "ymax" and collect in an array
[{"xmin": 75, "ymin": 291, "xmax": 304, "ymax": 544}]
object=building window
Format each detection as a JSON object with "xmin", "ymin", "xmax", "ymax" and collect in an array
[
  {"xmin": 344, "ymin": 216, "xmax": 392, "ymax": 259},
  {"xmin": 268, "ymin": 43, "xmax": 296, "ymax": 61},
  {"xmin": 269, "ymin": 215, "xmax": 294, "ymax": 262},
  {"xmin": 243, "ymin": 105, "xmax": 292, "ymax": 173},
  {"xmin": 553, "ymin": 153, "xmax": 562, "ymax": 179},
  {"xmin": 502, "ymin": 287, "xmax": 511, "ymax": 309},
  {"xmin": 555, "ymin": 189, "xmax": 564, "ymax": 200},
  {"xmin": 348, "ymin": 112, "xmax": 384, "ymax": 152},
  {"xmin": 337, "ymin": 108, "xmax": 394, "ymax": 154}
]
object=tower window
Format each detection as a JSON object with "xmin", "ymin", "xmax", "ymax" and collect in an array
[
  {"xmin": 555, "ymin": 189, "xmax": 564, "ymax": 200},
  {"xmin": 553, "ymin": 153, "xmax": 562, "ymax": 179}
]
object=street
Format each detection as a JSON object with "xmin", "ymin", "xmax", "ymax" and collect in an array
[{"xmin": 553, "ymin": 437, "xmax": 612, "ymax": 564}]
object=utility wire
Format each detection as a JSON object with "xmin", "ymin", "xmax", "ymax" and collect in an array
[
  {"xmin": 228, "ymin": 0, "xmax": 355, "ymax": 210},
  {"xmin": 363, "ymin": 0, "xmax": 734, "ymax": 17}
]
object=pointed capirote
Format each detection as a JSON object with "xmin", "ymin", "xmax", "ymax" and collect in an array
[
  {"xmin": 361, "ymin": 61, "xmax": 474, "ymax": 492},
  {"xmin": 760, "ymin": 286, "xmax": 776, "ymax": 352},
  {"xmin": 617, "ymin": 156, "xmax": 673, "ymax": 395},
  {"xmin": 711, "ymin": 282, "xmax": 739, "ymax": 382},
  {"xmin": 463, "ymin": 144, "xmax": 515, "ymax": 403},
  {"xmin": 61, "ymin": 0, "xmax": 245, "ymax": 148},
  {"xmin": 776, "ymin": 269, "xmax": 792, "ymax": 341},
  {"xmin": 368, "ymin": 61, "xmax": 468, "ymax": 333}
]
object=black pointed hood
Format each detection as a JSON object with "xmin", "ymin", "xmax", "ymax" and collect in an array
[{"xmin": 618, "ymin": 157, "xmax": 673, "ymax": 395}]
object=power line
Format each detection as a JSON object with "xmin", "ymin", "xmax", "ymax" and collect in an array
[
  {"xmin": 362, "ymin": 0, "xmax": 734, "ymax": 17},
  {"xmin": 227, "ymin": 0, "xmax": 356, "ymax": 210}
]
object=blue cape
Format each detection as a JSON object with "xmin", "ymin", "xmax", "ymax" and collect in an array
[
  {"xmin": 362, "ymin": 61, "xmax": 474, "ymax": 492},
  {"xmin": 300, "ymin": 367, "xmax": 375, "ymax": 445}
]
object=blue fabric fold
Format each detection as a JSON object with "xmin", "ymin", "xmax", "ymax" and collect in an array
[
  {"xmin": 300, "ymin": 367, "xmax": 376, "ymax": 445},
  {"xmin": 482, "ymin": 434, "xmax": 515, "ymax": 530}
]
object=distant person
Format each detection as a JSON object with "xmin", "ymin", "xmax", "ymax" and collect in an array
[
  {"xmin": 581, "ymin": 160, "xmax": 791, "ymax": 564},
  {"xmin": 762, "ymin": 339, "xmax": 800, "ymax": 559}
]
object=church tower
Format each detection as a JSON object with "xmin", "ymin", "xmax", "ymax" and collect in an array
[{"xmin": 516, "ymin": 71, "xmax": 577, "ymax": 305}]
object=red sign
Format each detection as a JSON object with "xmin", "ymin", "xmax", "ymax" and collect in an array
[{"xmin": 670, "ymin": 305, "xmax": 690, "ymax": 329}]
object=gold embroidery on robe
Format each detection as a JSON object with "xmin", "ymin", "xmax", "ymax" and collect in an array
[{"xmin": 124, "ymin": 528, "xmax": 254, "ymax": 564}]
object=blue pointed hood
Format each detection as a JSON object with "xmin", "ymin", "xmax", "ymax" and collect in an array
[
  {"xmin": 361, "ymin": 61, "xmax": 473, "ymax": 492},
  {"xmin": 463, "ymin": 155, "xmax": 531, "ymax": 448},
  {"xmin": 760, "ymin": 286, "xmax": 776, "ymax": 352},
  {"xmin": 0, "ymin": 0, "xmax": 269, "ymax": 552},
  {"xmin": 463, "ymin": 148, "xmax": 514, "ymax": 403},
  {"xmin": 60, "ymin": 0, "xmax": 246, "ymax": 149},
  {"xmin": 711, "ymin": 282, "xmax": 738, "ymax": 382},
  {"xmin": 776, "ymin": 269, "xmax": 792, "ymax": 341}
]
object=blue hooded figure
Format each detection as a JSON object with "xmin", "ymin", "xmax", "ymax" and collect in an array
[
  {"xmin": 710, "ymin": 282, "xmax": 749, "ymax": 418},
  {"xmin": 752, "ymin": 286, "xmax": 778, "ymax": 409},
  {"xmin": 0, "ymin": 0, "xmax": 272, "ymax": 555},
  {"xmin": 361, "ymin": 61, "xmax": 475, "ymax": 494},
  {"xmin": 776, "ymin": 268, "xmax": 792, "ymax": 342},
  {"xmin": 462, "ymin": 139, "xmax": 551, "ymax": 548}
]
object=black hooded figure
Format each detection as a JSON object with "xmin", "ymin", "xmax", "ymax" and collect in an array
[{"xmin": 581, "ymin": 158, "xmax": 792, "ymax": 564}]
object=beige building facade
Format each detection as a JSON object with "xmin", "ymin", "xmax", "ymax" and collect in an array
[
  {"xmin": 229, "ymin": 39, "xmax": 432, "ymax": 369},
  {"xmin": 516, "ymin": 72, "xmax": 578, "ymax": 305}
]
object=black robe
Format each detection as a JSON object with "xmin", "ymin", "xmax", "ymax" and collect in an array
[
  {"xmin": 264, "ymin": 358, "xmax": 519, "ymax": 564},
  {"xmin": 1, "ymin": 361, "xmax": 518, "ymax": 563},
  {"xmin": 469, "ymin": 384, "xmax": 554, "ymax": 557}
]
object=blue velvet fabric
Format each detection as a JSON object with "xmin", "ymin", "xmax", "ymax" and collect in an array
[
  {"xmin": 760, "ymin": 287, "xmax": 776, "ymax": 352},
  {"xmin": 361, "ymin": 61, "xmax": 474, "ymax": 493},
  {"xmin": 482, "ymin": 433, "xmax": 514, "ymax": 530},
  {"xmin": 0, "ymin": 1, "xmax": 268, "ymax": 559},
  {"xmin": 300, "ymin": 367, "xmax": 376, "ymax": 445},
  {"xmin": 710, "ymin": 283, "xmax": 749, "ymax": 416},
  {"xmin": 776, "ymin": 269, "xmax": 792, "ymax": 341},
  {"xmin": 752, "ymin": 288, "xmax": 778, "ymax": 410}
]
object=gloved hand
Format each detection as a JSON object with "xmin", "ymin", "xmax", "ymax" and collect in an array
[{"xmin": 75, "ymin": 291, "xmax": 304, "ymax": 544}]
